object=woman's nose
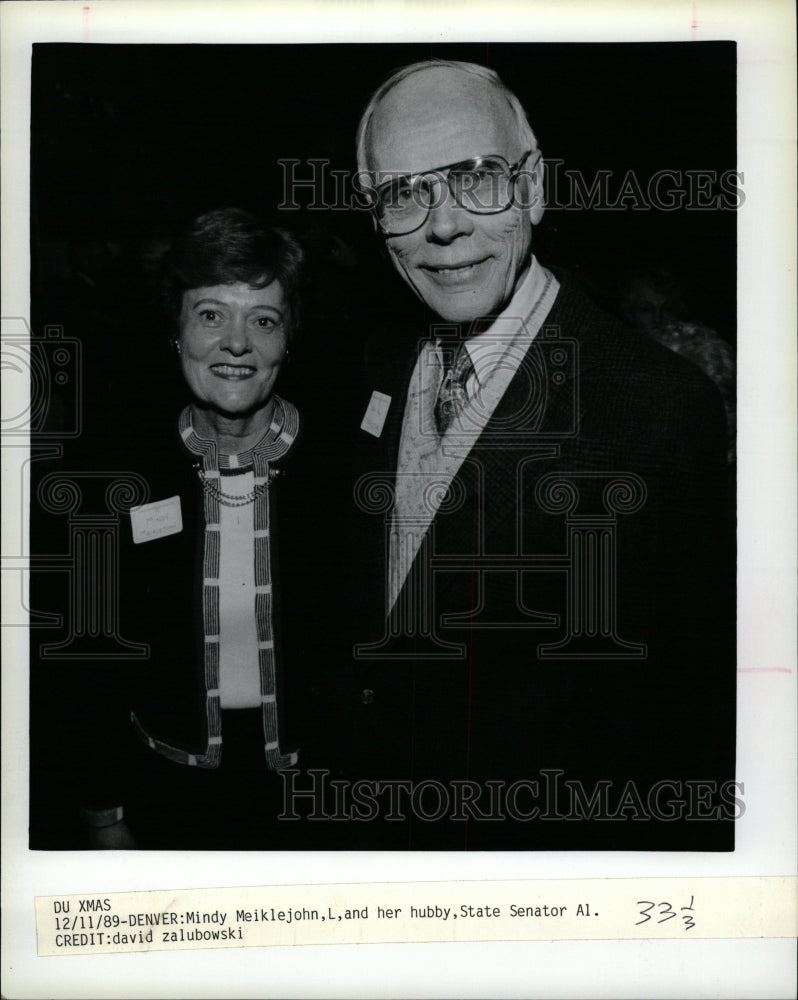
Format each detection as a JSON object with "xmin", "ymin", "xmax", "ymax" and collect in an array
[{"xmin": 221, "ymin": 315, "xmax": 251, "ymax": 354}]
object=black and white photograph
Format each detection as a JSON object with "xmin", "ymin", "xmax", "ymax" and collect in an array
[
  {"xmin": 27, "ymin": 38, "xmax": 738, "ymax": 854},
  {"xmin": 2, "ymin": 2, "xmax": 796, "ymax": 998}
]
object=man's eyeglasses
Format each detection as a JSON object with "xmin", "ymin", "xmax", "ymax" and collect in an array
[{"xmin": 366, "ymin": 150, "xmax": 540, "ymax": 237}]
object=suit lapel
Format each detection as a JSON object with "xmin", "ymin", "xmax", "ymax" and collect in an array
[
  {"xmin": 356, "ymin": 336, "xmax": 419, "ymax": 478},
  {"xmin": 352, "ymin": 333, "xmax": 421, "ymax": 627}
]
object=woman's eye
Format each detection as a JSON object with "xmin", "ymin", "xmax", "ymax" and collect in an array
[
  {"xmin": 198, "ymin": 309, "xmax": 221, "ymax": 323},
  {"xmin": 255, "ymin": 316, "xmax": 277, "ymax": 331}
]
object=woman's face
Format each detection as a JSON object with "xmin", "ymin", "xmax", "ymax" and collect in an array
[{"xmin": 178, "ymin": 280, "xmax": 287, "ymax": 420}]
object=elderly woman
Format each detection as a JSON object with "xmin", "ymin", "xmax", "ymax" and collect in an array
[{"xmin": 78, "ymin": 208, "xmax": 319, "ymax": 849}]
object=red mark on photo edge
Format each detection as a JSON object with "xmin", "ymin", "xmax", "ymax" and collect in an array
[
  {"xmin": 737, "ymin": 667, "xmax": 793, "ymax": 674},
  {"xmin": 83, "ymin": 5, "xmax": 91, "ymax": 43},
  {"xmin": 691, "ymin": 1, "xmax": 699, "ymax": 39}
]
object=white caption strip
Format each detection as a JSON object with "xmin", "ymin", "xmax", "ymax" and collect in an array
[{"xmin": 35, "ymin": 877, "xmax": 797, "ymax": 956}]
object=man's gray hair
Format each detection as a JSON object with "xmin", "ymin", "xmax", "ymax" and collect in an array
[{"xmin": 355, "ymin": 59, "xmax": 539, "ymax": 176}]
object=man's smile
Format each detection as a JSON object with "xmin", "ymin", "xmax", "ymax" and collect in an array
[{"xmin": 420, "ymin": 257, "xmax": 490, "ymax": 284}]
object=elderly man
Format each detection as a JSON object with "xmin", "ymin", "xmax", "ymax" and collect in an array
[{"xmin": 326, "ymin": 60, "xmax": 734, "ymax": 850}]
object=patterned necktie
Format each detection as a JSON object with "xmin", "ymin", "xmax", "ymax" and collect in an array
[{"xmin": 434, "ymin": 342, "xmax": 475, "ymax": 435}]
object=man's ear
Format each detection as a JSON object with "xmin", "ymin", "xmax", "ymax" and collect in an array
[{"xmin": 515, "ymin": 157, "xmax": 545, "ymax": 226}]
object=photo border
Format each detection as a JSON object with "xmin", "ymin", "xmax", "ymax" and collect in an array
[{"xmin": 2, "ymin": 2, "xmax": 796, "ymax": 997}]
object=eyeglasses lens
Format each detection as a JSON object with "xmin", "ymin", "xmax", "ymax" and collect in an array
[{"xmin": 376, "ymin": 157, "xmax": 516, "ymax": 235}]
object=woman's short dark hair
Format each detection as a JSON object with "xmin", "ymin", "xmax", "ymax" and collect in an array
[{"xmin": 162, "ymin": 208, "xmax": 304, "ymax": 340}]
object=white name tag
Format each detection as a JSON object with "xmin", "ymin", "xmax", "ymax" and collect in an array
[
  {"xmin": 360, "ymin": 390, "xmax": 391, "ymax": 438},
  {"xmin": 130, "ymin": 496, "xmax": 183, "ymax": 544}
]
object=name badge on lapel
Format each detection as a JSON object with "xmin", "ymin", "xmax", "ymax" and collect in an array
[
  {"xmin": 130, "ymin": 496, "xmax": 183, "ymax": 544},
  {"xmin": 360, "ymin": 390, "xmax": 391, "ymax": 438}
]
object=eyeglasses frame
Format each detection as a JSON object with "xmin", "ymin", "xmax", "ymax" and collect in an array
[{"xmin": 368, "ymin": 149, "xmax": 542, "ymax": 237}]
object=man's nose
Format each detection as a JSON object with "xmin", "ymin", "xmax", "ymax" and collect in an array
[
  {"xmin": 424, "ymin": 178, "xmax": 474, "ymax": 243},
  {"xmin": 221, "ymin": 315, "xmax": 251, "ymax": 354}
]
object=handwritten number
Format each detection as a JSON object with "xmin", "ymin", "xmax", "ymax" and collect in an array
[
  {"xmin": 636, "ymin": 901, "xmax": 655, "ymax": 925},
  {"xmin": 637, "ymin": 898, "xmax": 695, "ymax": 930},
  {"xmin": 657, "ymin": 901, "xmax": 676, "ymax": 923},
  {"xmin": 681, "ymin": 895, "xmax": 696, "ymax": 930}
]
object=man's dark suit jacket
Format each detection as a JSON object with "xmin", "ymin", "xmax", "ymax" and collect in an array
[{"xmin": 323, "ymin": 271, "xmax": 735, "ymax": 851}]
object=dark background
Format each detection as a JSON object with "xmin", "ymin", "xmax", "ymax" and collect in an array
[
  {"xmin": 29, "ymin": 42, "xmax": 737, "ymax": 847},
  {"xmin": 31, "ymin": 41, "xmax": 737, "ymax": 351}
]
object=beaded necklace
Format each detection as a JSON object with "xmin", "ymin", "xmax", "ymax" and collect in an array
[{"xmin": 196, "ymin": 464, "xmax": 281, "ymax": 506}]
